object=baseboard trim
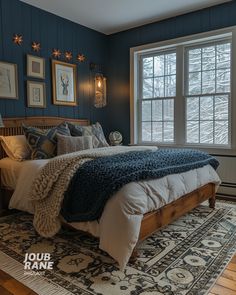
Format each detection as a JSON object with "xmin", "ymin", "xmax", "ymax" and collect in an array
[{"xmin": 216, "ymin": 193, "xmax": 236, "ymax": 202}]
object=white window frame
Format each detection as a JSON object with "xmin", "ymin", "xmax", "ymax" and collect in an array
[
  {"xmin": 130, "ymin": 26, "xmax": 236, "ymax": 154},
  {"xmin": 184, "ymin": 40, "xmax": 231, "ymax": 147},
  {"xmin": 139, "ymin": 50, "xmax": 176, "ymax": 143}
]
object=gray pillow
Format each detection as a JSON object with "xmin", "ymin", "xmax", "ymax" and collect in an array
[
  {"xmin": 57, "ymin": 134, "xmax": 93, "ymax": 156},
  {"xmin": 68, "ymin": 122, "xmax": 109, "ymax": 148},
  {"xmin": 90, "ymin": 122, "xmax": 109, "ymax": 147}
]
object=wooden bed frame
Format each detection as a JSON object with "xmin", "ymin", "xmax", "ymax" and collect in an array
[{"xmin": 0, "ymin": 116, "xmax": 216, "ymax": 258}]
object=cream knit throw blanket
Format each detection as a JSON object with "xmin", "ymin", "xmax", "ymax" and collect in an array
[{"xmin": 30, "ymin": 146, "xmax": 156, "ymax": 237}]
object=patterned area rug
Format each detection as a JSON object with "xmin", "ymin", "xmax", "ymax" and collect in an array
[{"xmin": 0, "ymin": 201, "xmax": 236, "ymax": 295}]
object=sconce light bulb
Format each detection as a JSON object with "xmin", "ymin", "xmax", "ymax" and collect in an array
[{"xmin": 98, "ymin": 80, "xmax": 102, "ymax": 88}]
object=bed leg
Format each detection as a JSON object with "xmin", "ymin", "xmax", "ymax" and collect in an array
[
  {"xmin": 209, "ymin": 193, "xmax": 216, "ymax": 209},
  {"xmin": 129, "ymin": 248, "xmax": 139, "ymax": 263}
]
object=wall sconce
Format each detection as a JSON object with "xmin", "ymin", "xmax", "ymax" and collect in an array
[
  {"xmin": 94, "ymin": 73, "xmax": 107, "ymax": 108},
  {"xmin": 0, "ymin": 114, "xmax": 4, "ymax": 127},
  {"xmin": 90, "ymin": 63, "xmax": 107, "ymax": 108}
]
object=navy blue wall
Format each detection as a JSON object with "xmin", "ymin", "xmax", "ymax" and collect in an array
[
  {"xmin": 107, "ymin": 1, "xmax": 236, "ymax": 144},
  {"xmin": 1, "ymin": 0, "xmax": 236, "ymax": 141},
  {"xmin": 0, "ymin": 0, "xmax": 109, "ymax": 132}
]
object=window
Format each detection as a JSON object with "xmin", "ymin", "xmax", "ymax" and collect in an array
[
  {"xmin": 141, "ymin": 52, "xmax": 176, "ymax": 142},
  {"xmin": 185, "ymin": 42, "xmax": 231, "ymax": 145},
  {"xmin": 134, "ymin": 29, "xmax": 233, "ymax": 148}
]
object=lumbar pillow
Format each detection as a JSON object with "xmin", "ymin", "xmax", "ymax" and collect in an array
[
  {"xmin": 23, "ymin": 122, "xmax": 70, "ymax": 159},
  {"xmin": 57, "ymin": 134, "xmax": 93, "ymax": 156},
  {"xmin": 0, "ymin": 135, "xmax": 31, "ymax": 161}
]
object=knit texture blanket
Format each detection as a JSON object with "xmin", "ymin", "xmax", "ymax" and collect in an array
[
  {"xmin": 30, "ymin": 146, "xmax": 157, "ymax": 237},
  {"xmin": 61, "ymin": 149, "xmax": 219, "ymax": 222}
]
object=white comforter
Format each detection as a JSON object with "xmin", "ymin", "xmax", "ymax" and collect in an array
[{"xmin": 9, "ymin": 147, "xmax": 221, "ymax": 270}]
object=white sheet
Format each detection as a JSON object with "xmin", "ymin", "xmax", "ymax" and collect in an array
[
  {"xmin": 0, "ymin": 157, "xmax": 25, "ymax": 189},
  {"xmin": 9, "ymin": 150, "xmax": 221, "ymax": 270},
  {"xmin": 9, "ymin": 159, "xmax": 49, "ymax": 213}
]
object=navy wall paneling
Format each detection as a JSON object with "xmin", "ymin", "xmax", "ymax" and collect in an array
[{"xmin": 0, "ymin": 0, "xmax": 108, "ymax": 126}]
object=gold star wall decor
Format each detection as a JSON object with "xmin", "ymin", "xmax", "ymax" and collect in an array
[
  {"xmin": 65, "ymin": 51, "xmax": 72, "ymax": 61},
  {"xmin": 77, "ymin": 53, "xmax": 86, "ymax": 63},
  {"xmin": 32, "ymin": 42, "xmax": 41, "ymax": 52},
  {"xmin": 52, "ymin": 48, "xmax": 61, "ymax": 59},
  {"xmin": 13, "ymin": 34, "xmax": 23, "ymax": 45}
]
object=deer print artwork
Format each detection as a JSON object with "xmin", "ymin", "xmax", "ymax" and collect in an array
[
  {"xmin": 53, "ymin": 61, "xmax": 76, "ymax": 105},
  {"xmin": 61, "ymin": 74, "xmax": 69, "ymax": 96}
]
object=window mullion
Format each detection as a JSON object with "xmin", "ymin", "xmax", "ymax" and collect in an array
[
  {"xmin": 198, "ymin": 96, "xmax": 200, "ymax": 144},
  {"xmin": 175, "ymin": 45, "xmax": 185, "ymax": 145},
  {"xmin": 230, "ymin": 29, "xmax": 236, "ymax": 149},
  {"xmin": 138, "ymin": 57, "xmax": 143, "ymax": 144}
]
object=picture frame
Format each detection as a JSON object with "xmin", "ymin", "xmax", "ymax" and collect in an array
[
  {"xmin": 52, "ymin": 59, "xmax": 77, "ymax": 106},
  {"xmin": 0, "ymin": 61, "xmax": 18, "ymax": 99},
  {"xmin": 27, "ymin": 81, "xmax": 46, "ymax": 108},
  {"xmin": 27, "ymin": 54, "xmax": 45, "ymax": 79}
]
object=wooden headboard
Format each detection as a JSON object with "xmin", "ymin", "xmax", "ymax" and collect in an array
[{"xmin": 0, "ymin": 116, "xmax": 89, "ymax": 159}]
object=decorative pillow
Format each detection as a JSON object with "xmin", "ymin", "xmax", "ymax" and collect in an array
[
  {"xmin": 0, "ymin": 135, "xmax": 31, "ymax": 161},
  {"xmin": 91, "ymin": 122, "xmax": 109, "ymax": 147},
  {"xmin": 23, "ymin": 122, "xmax": 70, "ymax": 159},
  {"xmin": 68, "ymin": 122, "xmax": 109, "ymax": 148},
  {"xmin": 67, "ymin": 122, "xmax": 83, "ymax": 136},
  {"xmin": 57, "ymin": 134, "xmax": 93, "ymax": 155}
]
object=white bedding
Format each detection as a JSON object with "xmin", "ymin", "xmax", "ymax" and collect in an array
[
  {"xmin": 8, "ymin": 159, "xmax": 48, "ymax": 212},
  {"xmin": 0, "ymin": 157, "xmax": 30, "ymax": 189},
  {"xmin": 9, "ymin": 148, "xmax": 221, "ymax": 269}
]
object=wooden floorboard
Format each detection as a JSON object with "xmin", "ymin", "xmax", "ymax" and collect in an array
[
  {"xmin": 210, "ymin": 284, "xmax": 236, "ymax": 295},
  {"xmin": 0, "ymin": 254, "xmax": 235, "ymax": 295},
  {"xmin": 209, "ymin": 256, "xmax": 236, "ymax": 294},
  {"xmin": 231, "ymin": 256, "xmax": 236, "ymax": 264},
  {"xmin": 0, "ymin": 285, "xmax": 14, "ymax": 295},
  {"xmin": 228, "ymin": 262, "xmax": 236, "ymax": 272},
  {"xmin": 0, "ymin": 270, "xmax": 37, "ymax": 295},
  {"xmin": 222, "ymin": 269, "xmax": 236, "ymax": 281}
]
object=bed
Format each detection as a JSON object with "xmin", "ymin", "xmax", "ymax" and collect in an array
[{"xmin": 0, "ymin": 116, "xmax": 221, "ymax": 270}]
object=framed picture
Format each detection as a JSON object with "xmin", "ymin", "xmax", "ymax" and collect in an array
[
  {"xmin": 27, "ymin": 54, "xmax": 45, "ymax": 79},
  {"xmin": 0, "ymin": 61, "xmax": 18, "ymax": 99},
  {"xmin": 52, "ymin": 60, "xmax": 77, "ymax": 106},
  {"xmin": 27, "ymin": 81, "xmax": 46, "ymax": 108}
]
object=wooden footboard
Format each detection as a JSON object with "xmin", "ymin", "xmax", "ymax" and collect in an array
[
  {"xmin": 129, "ymin": 183, "xmax": 215, "ymax": 261},
  {"xmin": 139, "ymin": 183, "xmax": 215, "ymax": 241}
]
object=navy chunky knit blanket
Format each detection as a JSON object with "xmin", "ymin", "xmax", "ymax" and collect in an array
[{"xmin": 61, "ymin": 149, "xmax": 219, "ymax": 222}]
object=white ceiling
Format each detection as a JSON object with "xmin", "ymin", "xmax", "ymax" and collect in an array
[{"xmin": 20, "ymin": 0, "xmax": 231, "ymax": 35}]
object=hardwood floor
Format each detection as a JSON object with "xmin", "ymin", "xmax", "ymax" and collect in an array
[
  {"xmin": 0, "ymin": 270, "xmax": 37, "ymax": 295},
  {"xmin": 0, "ymin": 255, "xmax": 235, "ymax": 295},
  {"xmin": 209, "ymin": 255, "xmax": 236, "ymax": 295}
]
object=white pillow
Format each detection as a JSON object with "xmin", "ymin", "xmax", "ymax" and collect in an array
[{"xmin": 0, "ymin": 135, "xmax": 31, "ymax": 161}]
